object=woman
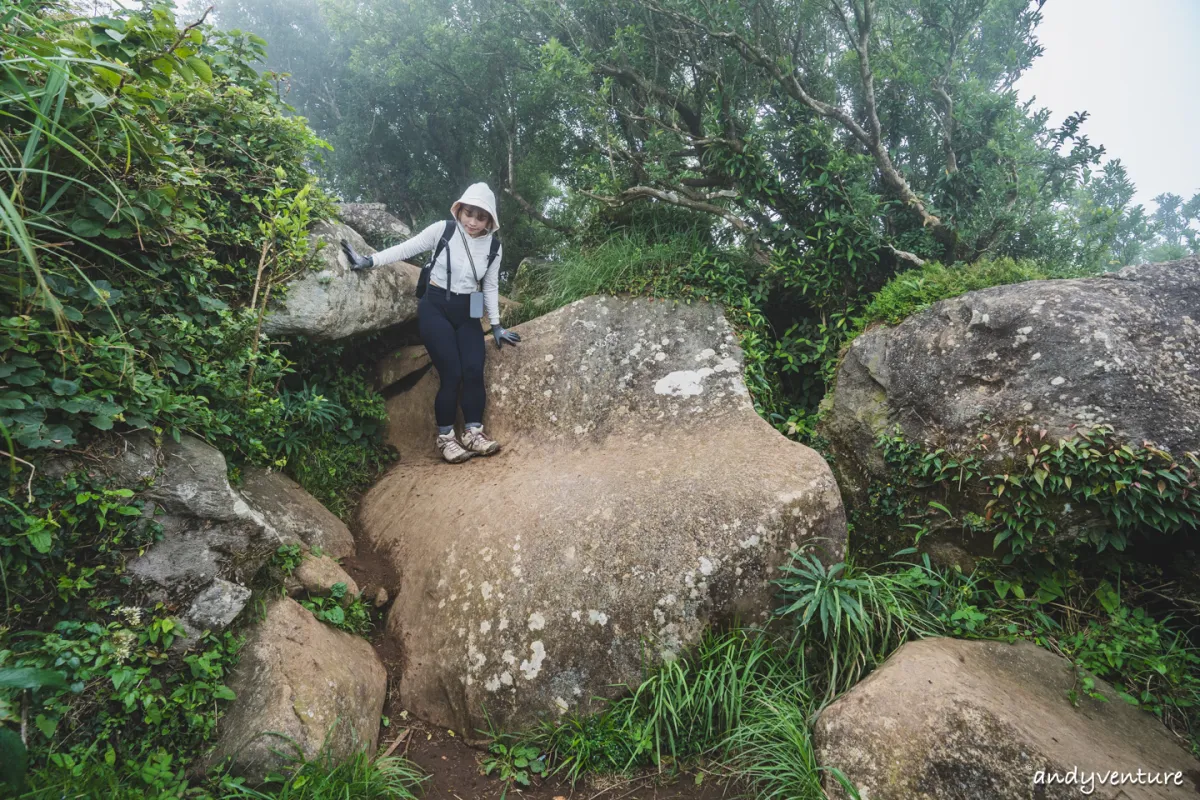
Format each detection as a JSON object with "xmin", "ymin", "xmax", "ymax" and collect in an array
[{"xmin": 340, "ymin": 183, "xmax": 521, "ymax": 464}]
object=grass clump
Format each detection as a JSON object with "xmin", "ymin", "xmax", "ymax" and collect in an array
[{"xmin": 852, "ymin": 257, "xmax": 1051, "ymax": 329}]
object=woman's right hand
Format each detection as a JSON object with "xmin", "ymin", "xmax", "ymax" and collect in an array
[{"xmin": 340, "ymin": 239, "xmax": 374, "ymax": 271}]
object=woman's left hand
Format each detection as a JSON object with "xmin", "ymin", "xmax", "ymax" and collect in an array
[
  {"xmin": 492, "ymin": 325, "xmax": 521, "ymax": 349},
  {"xmin": 340, "ymin": 239, "xmax": 374, "ymax": 271}
]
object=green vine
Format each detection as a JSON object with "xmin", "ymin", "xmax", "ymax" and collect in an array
[{"xmin": 876, "ymin": 425, "xmax": 1200, "ymax": 559}]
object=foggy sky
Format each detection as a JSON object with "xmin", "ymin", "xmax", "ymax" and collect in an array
[{"xmin": 1016, "ymin": 0, "xmax": 1200, "ymax": 209}]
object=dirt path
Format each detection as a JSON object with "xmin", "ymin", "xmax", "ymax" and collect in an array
[{"xmin": 342, "ymin": 539, "xmax": 742, "ymax": 800}]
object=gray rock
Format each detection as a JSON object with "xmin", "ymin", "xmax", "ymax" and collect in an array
[
  {"xmin": 815, "ymin": 637, "xmax": 1200, "ymax": 799},
  {"xmin": 239, "ymin": 467, "xmax": 355, "ymax": 560},
  {"xmin": 128, "ymin": 514, "xmax": 272, "ymax": 599},
  {"xmin": 360, "ymin": 295, "xmax": 847, "ymax": 733},
  {"xmin": 209, "ymin": 597, "xmax": 387, "ymax": 783},
  {"xmin": 179, "ymin": 578, "xmax": 253, "ymax": 641},
  {"xmin": 822, "ymin": 258, "xmax": 1200, "ymax": 540},
  {"xmin": 145, "ymin": 434, "xmax": 254, "ymax": 521},
  {"xmin": 262, "ymin": 221, "xmax": 423, "ymax": 341},
  {"xmin": 125, "ymin": 436, "xmax": 289, "ymax": 605},
  {"xmin": 338, "ymin": 202, "xmax": 412, "ymax": 248}
]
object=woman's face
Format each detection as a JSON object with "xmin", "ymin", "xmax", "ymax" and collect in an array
[{"xmin": 458, "ymin": 204, "xmax": 492, "ymax": 237}]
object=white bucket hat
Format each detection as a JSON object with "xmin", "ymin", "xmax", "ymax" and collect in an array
[{"xmin": 450, "ymin": 182, "xmax": 500, "ymax": 232}]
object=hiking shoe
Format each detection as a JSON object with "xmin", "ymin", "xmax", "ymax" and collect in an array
[
  {"xmin": 460, "ymin": 427, "xmax": 501, "ymax": 456},
  {"xmin": 436, "ymin": 433, "xmax": 473, "ymax": 464}
]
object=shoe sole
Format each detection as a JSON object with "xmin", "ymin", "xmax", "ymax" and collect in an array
[{"xmin": 440, "ymin": 448, "xmax": 476, "ymax": 464}]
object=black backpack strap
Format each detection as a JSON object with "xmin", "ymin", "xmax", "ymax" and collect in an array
[
  {"xmin": 486, "ymin": 235, "xmax": 501, "ymax": 271},
  {"xmin": 431, "ymin": 219, "xmax": 455, "ymax": 284}
]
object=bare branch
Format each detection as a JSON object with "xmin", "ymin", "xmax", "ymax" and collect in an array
[
  {"xmin": 885, "ymin": 243, "xmax": 926, "ymax": 267},
  {"xmin": 580, "ymin": 185, "xmax": 750, "ymax": 232},
  {"xmin": 647, "ymin": 0, "xmax": 946, "ymax": 238}
]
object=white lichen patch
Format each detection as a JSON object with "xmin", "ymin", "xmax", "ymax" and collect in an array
[
  {"xmin": 554, "ymin": 697, "xmax": 569, "ymax": 714},
  {"xmin": 698, "ymin": 556, "xmax": 715, "ymax": 576},
  {"xmin": 499, "ymin": 617, "xmax": 509, "ymax": 631},
  {"xmin": 520, "ymin": 641, "xmax": 547, "ymax": 680},
  {"xmin": 485, "ymin": 675, "xmax": 502, "ymax": 692},
  {"xmin": 528, "ymin": 612, "xmax": 546, "ymax": 631},
  {"xmin": 481, "ymin": 582, "xmax": 493, "ymax": 601},
  {"xmin": 695, "ymin": 348, "xmax": 716, "ymax": 362},
  {"xmin": 480, "ymin": 620, "xmax": 492, "ymax": 634},
  {"xmin": 654, "ymin": 368, "xmax": 715, "ymax": 397},
  {"xmin": 587, "ymin": 610, "xmax": 609, "ymax": 626}
]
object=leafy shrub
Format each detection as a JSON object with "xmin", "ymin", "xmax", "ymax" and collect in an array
[
  {"xmin": 299, "ymin": 583, "xmax": 373, "ymax": 637},
  {"xmin": 876, "ymin": 425, "xmax": 1200, "ymax": 558}
]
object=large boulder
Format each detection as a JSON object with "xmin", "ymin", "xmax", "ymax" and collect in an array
[
  {"xmin": 822, "ymin": 259, "xmax": 1200, "ymax": 539},
  {"xmin": 815, "ymin": 637, "xmax": 1200, "ymax": 799},
  {"xmin": 338, "ymin": 202, "xmax": 412, "ymax": 248},
  {"xmin": 263, "ymin": 221, "xmax": 422, "ymax": 340},
  {"xmin": 209, "ymin": 597, "xmax": 387, "ymax": 783},
  {"xmin": 359, "ymin": 296, "xmax": 847, "ymax": 733}
]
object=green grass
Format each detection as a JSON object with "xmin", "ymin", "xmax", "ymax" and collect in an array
[
  {"xmin": 18, "ymin": 748, "xmax": 425, "ymax": 800},
  {"xmin": 218, "ymin": 750, "xmax": 426, "ymax": 800},
  {"xmin": 853, "ymin": 257, "xmax": 1052, "ymax": 329},
  {"xmin": 506, "ymin": 229, "xmax": 709, "ymax": 324}
]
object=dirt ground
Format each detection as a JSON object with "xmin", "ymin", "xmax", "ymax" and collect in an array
[{"xmin": 342, "ymin": 541, "xmax": 743, "ymax": 800}]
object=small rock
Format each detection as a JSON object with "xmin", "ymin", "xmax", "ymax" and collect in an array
[
  {"xmin": 373, "ymin": 587, "xmax": 390, "ymax": 607},
  {"xmin": 291, "ymin": 554, "xmax": 359, "ymax": 603},
  {"xmin": 178, "ymin": 578, "xmax": 252, "ymax": 645}
]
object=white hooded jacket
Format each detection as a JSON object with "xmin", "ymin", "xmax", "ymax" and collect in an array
[{"xmin": 370, "ymin": 183, "xmax": 503, "ymax": 325}]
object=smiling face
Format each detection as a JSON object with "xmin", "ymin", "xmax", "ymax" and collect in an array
[{"xmin": 457, "ymin": 204, "xmax": 493, "ymax": 237}]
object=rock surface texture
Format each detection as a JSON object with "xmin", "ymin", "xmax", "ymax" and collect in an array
[
  {"xmin": 815, "ymin": 637, "xmax": 1200, "ymax": 799},
  {"xmin": 209, "ymin": 597, "xmax": 387, "ymax": 783},
  {"xmin": 823, "ymin": 258, "xmax": 1200, "ymax": 502},
  {"xmin": 360, "ymin": 296, "xmax": 847, "ymax": 733},
  {"xmin": 239, "ymin": 467, "xmax": 355, "ymax": 559},
  {"xmin": 338, "ymin": 202, "xmax": 412, "ymax": 247},
  {"xmin": 263, "ymin": 221, "xmax": 422, "ymax": 340},
  {"xmin": 113, "ymin": 433, "xmax": 288, "ymax": 639}
]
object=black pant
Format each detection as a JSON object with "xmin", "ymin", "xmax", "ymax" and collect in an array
[{"xmin": 418, "ymin": 287, "xmax": 486, "ymax": 428}]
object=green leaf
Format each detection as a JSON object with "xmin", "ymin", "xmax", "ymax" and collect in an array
[
  {"xmin": 50, "ymin": 378, "xmax": 79, "ymax": 396},
  {"xmin": 0, "ymin": 668, "xmax": 68, "ymax": 691},
  {"xmin": 25, "ymin": 528, "xmax": 53, "ymax": 554},
  {"xmin": 186, "ymin": 57, "xmax": 213, "ymax": 84},
  {"xmin": 0, "ymin": 728, "xmax": 27, "ymax": 792},
  {"xmin": 34, "ymin": 714, "xmax": 57, "ymax": 739},
  {"xmin": 213, "ymin": 685, "xmax": 236, "ymax": 701},
  {"xmin": 69, "ymin": 217, "xmax": 104, "ymax": 238}
]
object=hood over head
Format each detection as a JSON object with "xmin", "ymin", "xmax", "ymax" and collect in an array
[{"xmin": 450, "ymin": 182, "xmax": 499, "ymax": 232}]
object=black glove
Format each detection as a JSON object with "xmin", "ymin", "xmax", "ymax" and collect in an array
[
  {"xmin": 340, "ymin": 239, "xmax": 373, "ymax": 271},
  {"xmin": 492, "ymin": 324, "xmax": 521, "ymax": 349}
]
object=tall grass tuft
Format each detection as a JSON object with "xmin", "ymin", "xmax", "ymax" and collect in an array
[
  {"xmin": 507, "ymin": 229, "xmax": 710, "ymax": 324},
  {"xmin": 217, "ymin": 750, "xmax": 426, "ymax": 800},
  {"xmin": 775, "ymin": 553, "xmax": 954, "ymax": 699}
]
